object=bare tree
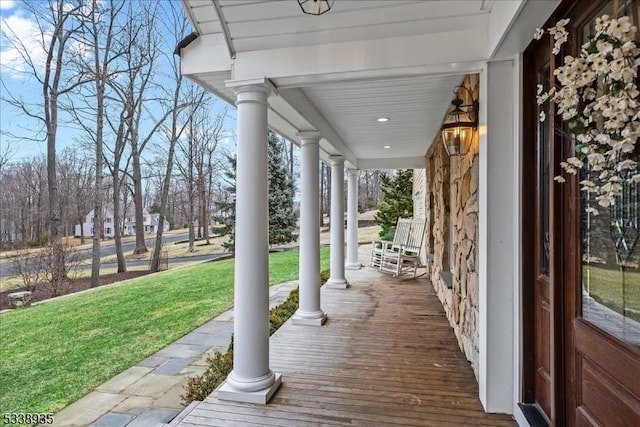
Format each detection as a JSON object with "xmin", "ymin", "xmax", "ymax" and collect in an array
[
  {"xmin": 1, "ymin": 0, "xmax": 88, "ymax": 289},
  {"xmin": 69, "ymin": 0, "xmax": 129, "ymax": 283},
  {"xmin": 57, "ymin": 147, "xmax": 94, "ymax": 242},
  {"xmin": 101, "ymin": 0, "xmax": 163, "ymax": 271},
  {"xmin": 197, "ymin": 105, "xmax": 227, "ymax": 245},
  {"xmin": 11, "ymin": 247, "xmax": 48, "ymax": 294},
  {"xmin": 125, "ymin": 0, "xmax": 169, "ymax": 256},
  {"xmin": 150, "ymin": 2, "xmax": 205, "ymax": 272},
  {"xmin": 359, "ymin": 170, "xmax": 383, "ymax": 212},
  {"xmin": 176, "ymin": 100, "xmax": 227, "ymax": 251},
  {"xmin": 0, "ymin": 143, "xmax": 16, "ymax": 172}
]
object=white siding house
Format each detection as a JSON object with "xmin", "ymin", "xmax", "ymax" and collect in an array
[{"xmin": 74, "ymin": 208, "xmax": 170, "ymax": 238}]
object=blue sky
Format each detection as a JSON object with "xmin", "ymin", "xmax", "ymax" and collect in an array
[
  {"xmin": 0, "ymin": 0, "xmax": 237, "ymax": 164},
  {"xmin": 1, "ymin": 0, "xmax": 52, "ymax": 161}
]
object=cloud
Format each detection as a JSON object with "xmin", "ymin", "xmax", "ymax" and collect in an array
[
  {"xmin": 0, "ymin": 0, "xmax": 16, "ymax": 11},
  {"xmin": 0, "ymin": 12, "xmax": 49, "ymax": 79},
  {"xmin": 1, "ymin": 4, "xmax": 94, "ymax": 80}
]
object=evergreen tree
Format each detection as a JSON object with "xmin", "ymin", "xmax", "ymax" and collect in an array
[
  {"xmin": 374, "ymin": 169, "xmax": 414, "ymax": 239},
  {"xmin": 268, "ymin": 131, "xmax": 298, "ymax": 246},
  {"xmin": 212, "ymin": 154, "xmax": 236, "ymax": 252},
  {"xmin": 212, "ymin": 131, "xmax": 298, "ymax": 251}
]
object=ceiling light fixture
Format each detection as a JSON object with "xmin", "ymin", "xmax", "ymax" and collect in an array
[
  {"xmin": 383, "ymin": 145, "xmax": 392, "ymax": 149},
  {"xmin": 441, "ymin": 83, "xmax": 479, "ymax": 156},
  {"xmin": 376, "ymin": 117, "xmax": 390, "ymax": 123},
  {"xmin": 297, "ymin": 0, "xmax": 335, "ymax": 16}
]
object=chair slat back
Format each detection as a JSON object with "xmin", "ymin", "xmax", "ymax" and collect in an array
[
  {"xmin": 406, "ymin": 218, "xmax": 426, "ymax": 250},
  {"xmin": 393, "ymin": 218, "xmax": 412, "ymax": 246}
]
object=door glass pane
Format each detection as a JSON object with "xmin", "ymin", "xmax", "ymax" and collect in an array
[
  {"xmin": 580, "ymin": 0, "xmax": 640, "ymax": 347},
  {"xmin": 582, "ymin": 165, "xmax": 640, "ymax": 347},
  {"xmin": 539, "ymin": 68, "xmax": 550, "ymax": 277}
]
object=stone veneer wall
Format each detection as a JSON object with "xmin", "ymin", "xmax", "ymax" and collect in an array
[{"xmin": 417, "ymin": 74, "xmax": 480, "ymax": 378}]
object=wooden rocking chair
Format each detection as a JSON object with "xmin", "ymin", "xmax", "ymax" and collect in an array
[
  {"xmin": 369, "ymin": 218, "xmax": 412, "ymax": 268},
  {"xmin": 379, "ymin": 218, "xmax": 426, "ymax": 278}
]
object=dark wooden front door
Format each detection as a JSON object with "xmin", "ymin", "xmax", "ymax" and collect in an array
[{"xmin": 523, "ymin": 0, "xmax": 640, "ymax": 425}]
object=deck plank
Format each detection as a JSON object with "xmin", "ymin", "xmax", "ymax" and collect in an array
[{"xmin": 177, "ymin": 267, "xmax": 516, "ymax": 426}]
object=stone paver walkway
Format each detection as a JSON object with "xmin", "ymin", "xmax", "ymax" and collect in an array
[{"xmin": 50, "ymin": 280, "xmax": 299, "ymax": 427}]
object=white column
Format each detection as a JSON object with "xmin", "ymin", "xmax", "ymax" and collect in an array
[
  {"xmin": 218, "ymin": 78, "xmax": 281, "ymax": 404},
  {"xmin": 478, "ymin": 60, "xmax": 516, "ymax": 414},
  {"xmin": 345, "ymin": 169, "xmax": 359, "ymax": 270},
  {"xmin": 292, "ymin": 133, "xmax": 327, "ymax": 325},
  {"xmin": 326, "ymin": 155, "xmax": 349, "ymax": 288}
]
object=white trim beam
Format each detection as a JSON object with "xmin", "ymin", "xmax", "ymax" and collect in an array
[
  {"xmin": 180, "ymin": 33, "xmax": 232, "ymax": 76},
  {"xmin": 232, "ymin": 30, "xmax": 488, "ymax": 84},
  {"xmin": 487, "ymin": 0, "xmax": 526, "ymax": 59}
]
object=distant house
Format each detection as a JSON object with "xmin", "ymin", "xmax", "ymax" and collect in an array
[{"xmin": 74, "ymin": 208, "xmax": 170, "ymax": 238}]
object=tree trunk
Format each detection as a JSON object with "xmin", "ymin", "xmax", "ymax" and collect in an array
[
  {"xmin": 112, "ymin": 177, "xmax": 127, "ymax": 273},
  {"xmin": 205, "ymin": 165, "xmax": 214, "ymax": 245},
  {"xmin": 150, "ymin": 160, "xmax": 174, "ymax": 272},
  {"xmin": 187, "ymin": 128, "xmax": 195, "ymax": 253},
  {"xmin": 132, "ymin": 142, "xmax": 148, "ymax": 254},
  {"xmin": 79, "ymin": 215, "xmax": 85, "ymax": 245},
  {"xmin": 91, "ymin": 81, "xmax": 104, "ymax": 287}
]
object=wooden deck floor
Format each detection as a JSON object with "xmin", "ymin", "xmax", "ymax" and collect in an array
[{"xmin": 176, "ymin": 267, "xmax": 516, "ymax": 426}]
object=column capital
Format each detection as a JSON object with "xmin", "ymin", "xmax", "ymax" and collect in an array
[
  {"xmin": 329, "ymin": 155, "xmax": 344, "ymax": 165},
  {"xmin": 297, "ymin": 131, "xmax": 321, "ymax": 139},
  {"xmin": 226, "ymin": 77, "xmax": 277, "ymax": 98},
  {"xmin": 297, "ymin": 131, "xmax": 321, "ymax": 146},
  {"xmin": 346, "ymin": 168, "xmax": 359, "ymax": 177}
]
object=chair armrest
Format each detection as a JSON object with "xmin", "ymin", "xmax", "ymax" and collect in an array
[{"xmin": 372, "ymin": 240, "xmax": 394, "ymax": 250}]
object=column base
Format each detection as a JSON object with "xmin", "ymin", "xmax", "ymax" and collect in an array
[
  {"xmin": 217, "ymin": 372, "xmax": 282, "ymax": 404},
  {"xmin": 345, "ymin": 262, "xmax": 360, "ymax": 270},
  {"xmin": 291, "ymin": 310, "xmax": 327, "ymax": 326},
  {"xmin": 326, "ymin": 278, "xmax": 350, "ymax": 289}
]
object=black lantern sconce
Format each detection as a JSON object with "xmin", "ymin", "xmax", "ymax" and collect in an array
[
  {"xmin": 441, "ymin": 84, "xmax": 479, "ymax": 156},
  {"xmin": 298, "ymin": 0, "xmax": 335, "ymax": 16}
]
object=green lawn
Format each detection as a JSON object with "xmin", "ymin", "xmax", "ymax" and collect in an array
[
  {"xmin": 0, "ymin": 248, "xmax": 329, "ymax": 415},
  {"xmin": 583, "ymin": 264, "xmax": 640, "ymax": 321}
]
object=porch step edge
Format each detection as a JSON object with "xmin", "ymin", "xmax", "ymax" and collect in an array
[{"xmin": 163, "ymin": 401, "xmax": 200, "ymax": 426}]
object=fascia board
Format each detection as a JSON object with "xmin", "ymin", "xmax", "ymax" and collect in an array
[
  {"xmin": 180, "ymin": 33, "xmax": 232, "ymax": 76},
  {"xmin": 231, "ymin": 29, "xmax": 489, "ymax": 83}
]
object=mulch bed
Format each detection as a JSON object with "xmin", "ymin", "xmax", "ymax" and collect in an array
[{"xmin": 0, "ymin": 271, "xmax": 151, "ymax": 311}]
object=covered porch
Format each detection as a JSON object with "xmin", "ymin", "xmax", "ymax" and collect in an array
[
  {"xmin": 176, "ymin": 0, "xmax": 563, "ymax": 422},
  {"xmin": 171, "ymin": 248, "xmax": 515, "ymax": 426}
]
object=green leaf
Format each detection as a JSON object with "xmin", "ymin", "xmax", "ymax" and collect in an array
[{"xmin": 568, "ymin": 119, "xmax": 585, "ymax": 135}]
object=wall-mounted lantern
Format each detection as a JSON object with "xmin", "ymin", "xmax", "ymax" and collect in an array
[{"xmin": 441, "ymin": 84, "xmax": 479, "ymax": 156}]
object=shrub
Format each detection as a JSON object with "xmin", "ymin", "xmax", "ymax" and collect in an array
[
  {"xmin": 379, "ymin": 227, "xmax": 396, "ymax": 242},
  {"xmin": 320, "ymin": 269, "xmax": 329, "ymax": 285},
  {"xmin": 182, "ymin": 286, "xmax": 303, "ymax": 404},
  {"xmin": 181, "ymin": 339, "xmax": 233, "ymax": 403}
]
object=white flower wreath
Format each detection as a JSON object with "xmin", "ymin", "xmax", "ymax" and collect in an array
[{"xmin": 535, "ymin": 15, "xmax": 640, "ymax": 214}]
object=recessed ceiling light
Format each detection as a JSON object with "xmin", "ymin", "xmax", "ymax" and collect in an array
[
  {"xmin": 383, "ymin": 145, "xmax": 392, "ymax": 149},
  {"xmin": 376, "ymin": 117, "xmax": 390, "ymax": 123}
]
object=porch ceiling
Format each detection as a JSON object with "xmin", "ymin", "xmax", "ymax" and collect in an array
[
  {"xmin": 179, "ymin": 0, "xmax": 552, "ymax": 169},
  {"xmin": 297, "ymin": 75, "xmax": 464, "ymax": 161},
  {"xmin": 184, "ymin": 0, "xmax": 494, "ymax": 53}
]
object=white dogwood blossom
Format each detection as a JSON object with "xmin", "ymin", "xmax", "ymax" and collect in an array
[{"xmin": 534, "ymin": 15, "xmax": 640, "ymax": 210}]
